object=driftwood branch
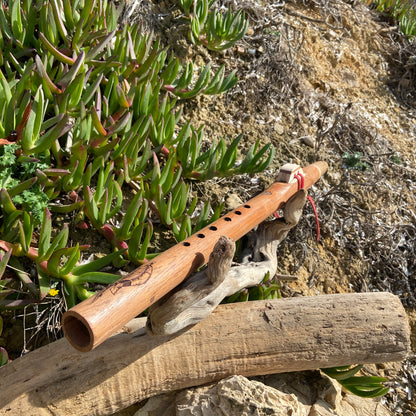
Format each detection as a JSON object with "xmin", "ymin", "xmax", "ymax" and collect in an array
[
  {"xmin": 147, "ymin": 189, "xmax": 308, "ymax": 336},
  {"xmin": 0, "ymin": 293, "xmax": 410, "ymax": 416}
]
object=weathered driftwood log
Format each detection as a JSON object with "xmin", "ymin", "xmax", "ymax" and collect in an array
[
  {"xmin": 147, "ymin": 189, "xmax": 307, "ymax": 335},
  {"xmin": 0, "ymin": 293, "xmax": 410, "ymax": 416}
]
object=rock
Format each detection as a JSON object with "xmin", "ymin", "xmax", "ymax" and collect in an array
[
  {"xmin": 336, "ymin": 393, "xmax": 391, "ymax": 416},
  {"xmin": 224, "ymin": 193, "xmax": 243, "ymax": 211},
  {"xmin": 273, "ymin": 122, "xmax": 285, "ymax": 135},
  {"xmin": 133, "ymin": 393, "xmax": 176, "ymax": 416},
  {"xmin": 301, "ymin": 136, "xmax": 315, "ymax": 147},
  {"xmin": 309, "ymin": 394, "xmax": 391, "ymax": 416},
  {"xmin": 175, "ymin": 375, "xmax": 307, "ymax": 416},
  {"xmin": 133, "ymin": 372, "xmax": 391, "ymax": 416}
]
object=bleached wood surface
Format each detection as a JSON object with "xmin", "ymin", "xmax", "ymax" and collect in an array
[{"xmin": 0, "ymin": 292, "xmax": 410, "ymax": 416}]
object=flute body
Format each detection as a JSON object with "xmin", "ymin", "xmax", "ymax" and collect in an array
[{"xmin": 63, "ymin": 161, "xmax": 328, "ymax": 351}]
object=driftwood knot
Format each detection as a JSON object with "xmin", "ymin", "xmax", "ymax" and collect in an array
[
  {"xmin": 207, "ymin": 236, "xmax": 235, "ymax": 286},
  {"xmin": 146, "ymin": 189, "xmax": 308, "ymax": 336}
]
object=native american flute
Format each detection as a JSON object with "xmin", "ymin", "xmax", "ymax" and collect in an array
[{"xmin": 63, "ymin": 161, "xmax": 328, "ymax": 351}]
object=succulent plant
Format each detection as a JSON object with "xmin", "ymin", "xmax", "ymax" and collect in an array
[
  {"xmin": 368, "ymin": 0, "xmax": 416, "ymax": 37},
  {"xmin": 178, "ymin": 0, "xmax": 249, "ymax": 51},
  {"xmin": 322, "ymin": 365, "xmax": 389, "ymax": 398},
  {"xmin": 0, "ymin": 0, "xmax": 274, "ymax": 310}
]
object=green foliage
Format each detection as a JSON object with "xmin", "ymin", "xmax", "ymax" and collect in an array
[
  {"xmin": 0, "ymin": 250, "xmax": 12, "ymax": 366},
  {"xmin": 178, "ymin": 0, "xmax": 249, "ymax": 51},
  {"xmin": 176, "ymin": 132, "xmax": 275, "ymax": 180},
  {"xmin": 322, "ymin": 365, "xmax": 389, "ymax": 398},
  {"xmin": 367, "ymin": 0, "xmax": 416, "ymax": 37},
  {"xmin": 0, "ymin": 144, "xmax": 49, "ymax": 224},
  {"xmin": 390, "ymin": 153, "xmax": 402, "ymax": 164},
  {"xmin": 12, "ymin": 188, "xmax": 49, "ymax": 224},
  {"xmin": 342, "ymin": 152, "xmax": 370, "ymax": 172},
  {"xmin": 0, "ymin": 319, "xmax": 9, "ymax": 366},
  {"xmin": 225, "ymin": 272, "xmax": 281, "ymax": 303},
  {"xmin": 0, "ymin": 1, "xmax": 273, "ymax": 310},
  {"xmin": 164, "ymin": 61, "xmax": 238, "ymax": 98}
]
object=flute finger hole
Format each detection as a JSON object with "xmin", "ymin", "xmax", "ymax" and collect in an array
[
  {"xmin": 224, "ymin": 217, "xmax": 232, "ymax": 222},
  {"xmin": 209, "ymin": 226, "xmax": 217, "ymax": 231},
  {"xmin": 197, "ymin": 233, "xmax": 205, "ymax": 238},
  {"xmin": 244, "ymin": 205, "xmax": 251, "ymax": 208},
  {"xmin": 235, "ymin": 210, "xmax": 242, "ymax": 215},
  {"xmin": 182, "ymin": 242, "xmax": 191, "ymax": 246}
]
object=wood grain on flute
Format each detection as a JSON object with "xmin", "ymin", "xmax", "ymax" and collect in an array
[{"xmin": 62, "ymin": 161, "xmax": 328, "ymax": 351}]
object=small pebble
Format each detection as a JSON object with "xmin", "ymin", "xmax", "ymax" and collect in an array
[
  {"xmin": 225, "ymin": 193, "xmax": 244, "ymax": 211},
  {"xmin": 301, "ymin": 136, "xmax": 315, "ymax": 147},
  {"xmin": 274, "ymin": 123, "xmax": 285, "ymax": 135}
]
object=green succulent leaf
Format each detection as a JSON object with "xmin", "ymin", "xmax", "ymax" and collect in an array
[
  {"xmin": 11, "ymin": 0, "xmax": 24, "ymax": 42},
  {"xmin": 128, "ymin": 220, "xmax": 153, "ymax": 263},
  {"xmin": 71, "ymin": 250, "xmax": 126, "ymax": 276},
  {"xmin": 322, "ymin": 365, "xmax": 363, "ymax": 381},
  {"xmin": 343, "ymin": 385, "xmax": 389, "ymax": 398},
  {"xmin": 29, "ymin": 113, "xmax": 71, "ymax": 154},
  {"xmin": 117, "ymin": 190, "xmax": 144, "ymax": 240},
  {"xmin": 39, "ymin": 31, "xmax": 74, "ymax": 65},
  {"xmin": 341, "ymin": 376, "xmax": 387, "ymax": 387},
  {"xmin": 18, "ymin": 211, "xmax": 34, "ymax": 254},
  {"xmin": 0, "ymin": 0, "xmax": 273, "ymax": 327},
  {"xmin": 47, "ymin": 247, "xmax": 69, "ymax": 276},
  {"xmin": 35, "ymin": 55, "xmax": 62, "ymax": 97},
  {"xmin": 40, "ymin": 224, "xmax": 69, "ymax": 264},
  {"xmin": 322, "ymin": 366, "xmax": 389, "ymax": 398},
  {"xmin": 172, "ymin": 215, "xmax": 192, "ymax": 242},
  {"xmin": 0, "ymin": 249, "xmax": 12, "ymax": 278},
  {"xmin": 0, "ymin": 347, "xmax": 10, "ymax": 366},
  {"xmin": 58, "ymin": 51, "xmax": 85, "ymax": 87},
  {"xmin": 85, "ymin": 30, "xmax": 116, "ymax": 62},
  {"xmin": 71, "ymin": 271, "xmax": 121, "ymax": 285},
  {"xmin": 7, "ymin": 177, "xmax": 37, "ymax": 198}
]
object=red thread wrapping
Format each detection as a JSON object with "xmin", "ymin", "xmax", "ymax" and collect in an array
[{"xmin": 273, "ymin": 172, "xmax": 320, "ymax": 241}]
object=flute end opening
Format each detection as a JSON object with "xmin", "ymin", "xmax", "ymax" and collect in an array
[
  {"xmin": 314, "ymin": 161, "xmax": 329, "ymax": 176},
  {"xmin": 62, "ymin": 311, "xmax": 93, "ymax": 352}
]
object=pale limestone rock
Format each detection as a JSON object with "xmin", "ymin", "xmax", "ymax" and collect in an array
[
  {"xmin": 224, "ymin": 193, "xmax": 244, "ymax": 211},
  {"xmin": 309, "ymin": 399, "xmax": 338, "ymax": 416},
  {"xmin": 175, "ymin": 375, "xmax": 307, "ymax": 416},
  {"xmin": 133, "ymin": 372, "xmax": 391, "ymax": 416},
  {"xmin": 133, "ymin": 393, "xmax": 176, "ymax": 416},
  {"xmin": 337, "ymin": 393, "xmax": 391, "ymax": 416}
]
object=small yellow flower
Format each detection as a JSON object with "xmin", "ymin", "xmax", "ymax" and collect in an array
[{"xmin": 48, "ymin": 288, "xmax": 59, "ymax": 297}]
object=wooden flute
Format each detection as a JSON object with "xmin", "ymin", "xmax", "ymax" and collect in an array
[{"xmin": 62, "ymin": 161, "xmax": 328, "ymax": 351}]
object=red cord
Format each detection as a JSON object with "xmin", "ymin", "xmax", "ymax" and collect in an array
[
  {"xmin": 306, "ymin": 195, "xmax": 320, "ymax": 241},
  {"xmin": 294, "ymin": 172, "xmax": 304, "ymax": 190},
  {"xmin": 296, "ymin": 172, "xmax": 320, "ymax": 241},
  {"xmin": 273, "ymin": 172, "xmax": 320, "ymax": 241}
]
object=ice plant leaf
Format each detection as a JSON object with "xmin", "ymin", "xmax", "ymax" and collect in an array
[
  {"xmin": 72, "ymin": 250, "xmax": 126, "ymax": 276},
  {"xmin": 71, "ymin": 271, "xmax": 121, "ymax": 285},
  {"xmin": 35, "ymin": 55, "xmax": 62, "ymax": 95},
  {"xmin": 0, "ymin": 249, "xmax": 12, "ymax": 278},
  {"xmin": 0, "ymin": 347, "xmax": 9, "ymax": 366},
  {"xmin": 58, "ymin": 50, "xmax": 85, "ymax": 87}
]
